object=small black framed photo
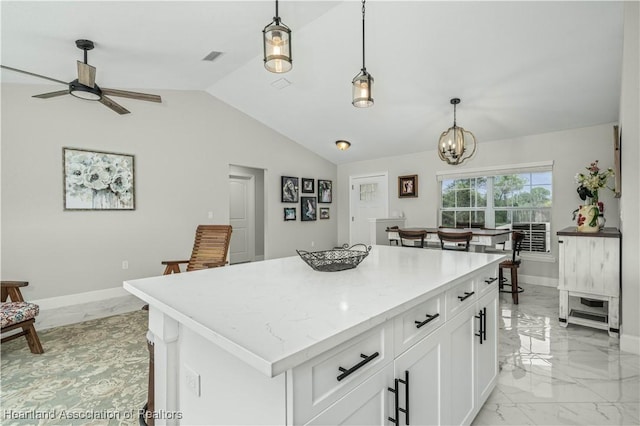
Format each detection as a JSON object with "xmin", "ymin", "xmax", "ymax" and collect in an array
[
  {"xmin": 284, "ymin": 207, "xmax": 296, "ymax": 221},
  {"xmin": 281, "ymin": 176, "xmax": 299, "ymax": 203},
  {"xmin": 320, "ymin": 207, "xmax": 330, "ymax": 220},
  {"xmin": 302, "ymin": 178, "xmax": 315, "ymax": 193},
  {"xmin": 301, "ymin": 196, "xmax": 317, "ymax": 221},
  {"xmin": 398, "ymin": 174, "xmax": 418, "ymax": 198},
  {"xmin": 318, "ymin": 179, "xmax": 332, "ymax": 203}
]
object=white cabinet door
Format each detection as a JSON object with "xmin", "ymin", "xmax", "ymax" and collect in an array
[
  {"xmin": 305, "ymin": 363, "xmax": 394, "ymax": 426},
  {"xmin": 447, "ymin": 304, "xmax": 476, "ymax": 426},
  {"xmin": 476, "ymin": 289, "xmax": 499, "ymax": 406},
  {"xmin": 394, "ymin": 323, "xmax": 449, "ymax": 426}
]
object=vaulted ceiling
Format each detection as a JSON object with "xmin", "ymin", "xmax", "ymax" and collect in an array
[{"xmin": 1, "ymin": 1, "xmax": 624, "ymax": 164}]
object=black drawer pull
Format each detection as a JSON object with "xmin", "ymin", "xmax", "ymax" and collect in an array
[
  {"xmin": 414, "ymin": 313, "xmax": 440, "ymax": 329},
  {"xmin": 337, "ymin": 352, "xmax": 379, "ymax": 381},
  {"xmin": 484, "ymin": 277, "xmax": 498, "ymax": 284},
  {"xmin": 457, "ymin": 291, "xmax": 475, "ymax": 302}
]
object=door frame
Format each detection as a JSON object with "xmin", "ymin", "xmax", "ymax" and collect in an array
[
  {"xmin": 229, "ymin": 172, "xmax": 256, "ymax": 264},
  {"xmin": 348, "ymin": 172, "xmax": 389, "ymax": 245}
]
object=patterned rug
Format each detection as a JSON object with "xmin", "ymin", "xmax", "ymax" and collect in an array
[{"xmin": 1, "ymin": 310, "xmax": 149, "ymax": 426}]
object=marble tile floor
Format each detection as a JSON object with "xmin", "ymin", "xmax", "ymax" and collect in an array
[{"xmin": 473, "ymin": 285, "xmax": 640, "ymax": 425}]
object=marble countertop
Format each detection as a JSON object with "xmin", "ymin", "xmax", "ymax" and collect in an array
[{"xmin": 124, "ymin": 245, "xmax": 504, "ymax": 377}]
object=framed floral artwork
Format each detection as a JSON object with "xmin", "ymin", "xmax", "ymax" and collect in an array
[
  {"xmin": 398, "ymin": 174, "xmax": 418, "ymax": 198},
  {"xmin": 284, "ymin": 207, "xmax": 296, "ymax": 221},
  {"xmin": 301, "ymin": 196, "xmax": 317, "ymax": 221},
  {"xmin": 63, "ymin": 148, "xmax": 135, "ymax": 210},
  {"xmin": 281, "ymin": 176, "xmax": 299, "ymax": 203},
  {"xmin": 302, "ymin": 178, "xmax": 315, "ymax": 193},
  {"xmin": 318, "ymin": 179, "xmax": 332, "ymax": 203}
]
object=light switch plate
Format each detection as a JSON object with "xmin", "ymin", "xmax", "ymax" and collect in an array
[{"xmin": 184, "ymin": 364, "xmax": 201, "ymax": 397}]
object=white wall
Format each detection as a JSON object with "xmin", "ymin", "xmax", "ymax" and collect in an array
[
  {"xmin": 619, "ymin": 1, "xmax": 640, "ymax": 354},
  {"xmin": 1, "ymin": 85, "xmax": 338, "ymax": 301},
  {"xmin": 337, "ymin": 123, "xmax": 620, "ymax": 281}
]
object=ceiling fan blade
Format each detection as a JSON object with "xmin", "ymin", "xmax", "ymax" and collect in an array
[
  {"xmin": 33, "ymin": 90, "xmax": 70, "ymax": 99},
  {"xmin": 77, "ymin": 61, "xmax": 96, "ymax": 88},
  {"xmin": 100, "ymin": 95, "xmax": 130, "ymax": 115},
  {"xmin": 1, "ymin": 65, "xmax": 68, "ymax": 85},
  {"xmin": 102, "ymin": 88, "xmax": 162, "ymax": 103}
]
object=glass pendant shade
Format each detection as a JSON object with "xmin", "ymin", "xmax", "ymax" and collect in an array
[
  {"xmin": 263, "ymin": 22, "xmax": 292, "ymax": 73},
  {"xmin": 352, "ymin": 70, "xmax": 374, "ymax": 108}
]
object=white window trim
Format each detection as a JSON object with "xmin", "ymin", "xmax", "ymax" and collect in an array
[{"xmin": 436, "ymin": 160, "xmax": 554, "ymax": 181}]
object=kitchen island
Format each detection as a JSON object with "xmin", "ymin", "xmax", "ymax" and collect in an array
[{"xmin": 124, "ymin": 245, "xmax": 505, "ymax": 425}]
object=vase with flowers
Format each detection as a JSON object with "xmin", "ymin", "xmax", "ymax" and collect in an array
[{"xmin": 574, "ymin": 160, "xmax": 614, "ymax": 232}]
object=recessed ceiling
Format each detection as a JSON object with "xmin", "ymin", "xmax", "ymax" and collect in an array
[{"xmin": 1, "ymin": 1, "xmax": 624, "ymax": 165}]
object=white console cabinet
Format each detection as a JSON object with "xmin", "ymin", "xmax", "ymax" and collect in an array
[{"xmin": 557, "ymin": 227, "xmax": 621, "ymax": 336}]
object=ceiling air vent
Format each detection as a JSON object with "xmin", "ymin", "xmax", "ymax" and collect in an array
[
  {"xmin": 270, "ymin": 78, "xmax": 292, "ymax": 90},
  {"xmin": 202, "ymin": 51, "xmax": 223, "ymax": 62}
]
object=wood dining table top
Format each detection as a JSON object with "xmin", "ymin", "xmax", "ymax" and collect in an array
[{"xmin": 389, "ymin": 227, "xmax": 512, "ymax": 237}]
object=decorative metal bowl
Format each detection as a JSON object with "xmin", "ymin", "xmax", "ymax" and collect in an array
[{"xmin": 297, "ymin": 244, "xmax": 372, "ymax": 272}]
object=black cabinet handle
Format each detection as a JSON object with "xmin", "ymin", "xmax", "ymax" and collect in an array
[
  {"xmin": 484, "ymin": 277, "xmax": 498, "ymax": 284},
  {"xmin": 414, "ymin": 313, "xmax": 440, "ymax": 329},
  {"xmin": 388, "ymin": 378, "xmax": 399, "ymax": 424},
  {"xmin": 388, "ymin": 371, "xmax": 410, "ymax": 425},
  {"xmin": 337, "ymin": 352, "xmax": 379, "ymax": 381},
  {"xmin": 458, "ymin": 291, "xmax": 475, "ymax": 302},
  {"xmin": 475, "ymin": 307, "xmax": 487, "ymax": 344},
  {"xmin": 400, "ymin": 370, "xmax": 409, "ymax": 425}
]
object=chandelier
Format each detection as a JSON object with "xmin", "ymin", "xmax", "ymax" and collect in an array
[{"xmin": 438, "ymin": 98, "xmax": 476, "ymax": 165}]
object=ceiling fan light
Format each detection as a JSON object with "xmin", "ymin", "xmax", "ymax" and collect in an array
[
  {"xmin": 69, "ymin": 80, "xmax": 102, "ymax": 101},
  {"xmin": 336, "ymin": 140, "xmax": 351, "ymax": 150},
  {"xmin": 352, "ymin": 70, "xmax": 374, "ymax": 108}
]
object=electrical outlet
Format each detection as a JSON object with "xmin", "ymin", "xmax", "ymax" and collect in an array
[
  {"xmin": 184, "ymin": 365, "xmax": 201, "ymax": 397},
  {"xmin": 311, "ymin": 241, "xmax": 315, "ymax": 247},
  {"xmin": 122, "ymin": 261, "xmax": 129, "ymax": 270}
]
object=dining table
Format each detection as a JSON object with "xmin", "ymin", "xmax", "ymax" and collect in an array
[{"xmin": 387, "ymin": 227, "xmax": 512, "ymax": 252}]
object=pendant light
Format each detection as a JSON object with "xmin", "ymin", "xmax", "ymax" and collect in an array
[
  {"xmin": 263, "ymin": 0, "xmax": 292, "ymax": 73},
  {"xmin": 352, "ymin": 0, "xmax": 373, "ymax": 107},
  {"xmin": 438, "ymin": 98, "xmax": 477, "ymax": 165}
]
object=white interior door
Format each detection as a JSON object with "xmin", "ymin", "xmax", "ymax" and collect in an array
[
  {"xmin": 349, "ymin": 173, "xmax": 389, "ymax": 245},
  {"xmin": 229, "ymin": 174, "xmax": 255, "ymax": 264}
]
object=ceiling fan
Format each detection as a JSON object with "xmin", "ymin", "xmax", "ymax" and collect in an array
[{"xmin": 1, "ymin": 39, "xmax": 162, "ymax": 115}]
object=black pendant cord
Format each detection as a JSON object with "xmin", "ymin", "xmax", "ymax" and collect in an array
[
  {"xmin": 83, "ymin": 49, "xmax": 88, "ymax": 64},
  {"xmin": 361, "ymin": 0, "xmax": 366, "ymax": 71},
  {"xmin": 274, "ymin": 0, "xmax": 280, "ymax": 24}
]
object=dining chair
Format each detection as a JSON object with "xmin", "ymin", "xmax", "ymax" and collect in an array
[
  {"xmin": 398, "ymin": 229, "xmax": 427, "ymax": 248},
  {"xmin": 1, "ymin": 281, "xmax": 44, "ymax": 354},
  {"xmin": 437, "ymin": 231, "xmax": 473, "ymax": 251},
  {"xmin": 161, "ymin": 225, "xmax": 233, "ymax": 274},
  {"xmin": 386, "ymin": 226, "xmax": 400, "ymax": 246},
  {"xmin": 499, "ymin": 231, "xmax": 526, "ymax": 304}
]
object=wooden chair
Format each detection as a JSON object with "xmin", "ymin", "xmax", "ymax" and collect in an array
[
  {"xmin": 386, "ymin": 226, "xmax": 400, "ymax": 246},
  {"xmin": 398, "ymin": 229, "xmax": 427, "ymax": 248},
  {"xmin": 143, "ymin": 225, "xmax": 233, "ymax": 425},
  {"xmin": 1, "ymin": 281, "xmax": 44, "ymax": 354},
  {"xmin": 499, "ymin": 231, "xmax": 526, "ymax": 304},
  {"xmin": 437, "ymin": 231, "xmax": 473, "ymax": 251},
  {"xmin": 161, "ymin": 225, "xmax": 233, "ymax": 274}
]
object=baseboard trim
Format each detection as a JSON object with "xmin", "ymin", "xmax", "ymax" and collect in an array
[
  {"xmin": 33, "ymin": 286, "xmax": 131, "ymax": 310},
  {"xmin": 30, "ymin": 287, "xmax": 144, "ymax": 331},
  {"xmin": 518, "ymin": 274, "xmax": 558, "ymax": 288},
  {"xmin": 620, "ymin": 332, "xmax": 640, "ymax": 355}
]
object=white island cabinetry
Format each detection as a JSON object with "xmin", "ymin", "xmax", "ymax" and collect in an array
[{"xmin": 124, "ymin": 246, "xmax": 503, "ymax": 426}]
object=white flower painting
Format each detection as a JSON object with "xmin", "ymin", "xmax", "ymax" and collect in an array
[{"xmin": 64, "ymin": 148, "xmax": 135, "ymax": 210}]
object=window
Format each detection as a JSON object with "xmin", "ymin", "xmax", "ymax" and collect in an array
[{"xmin": 438, "ymin": 163, "xmax": 553, "ymax": 254}]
